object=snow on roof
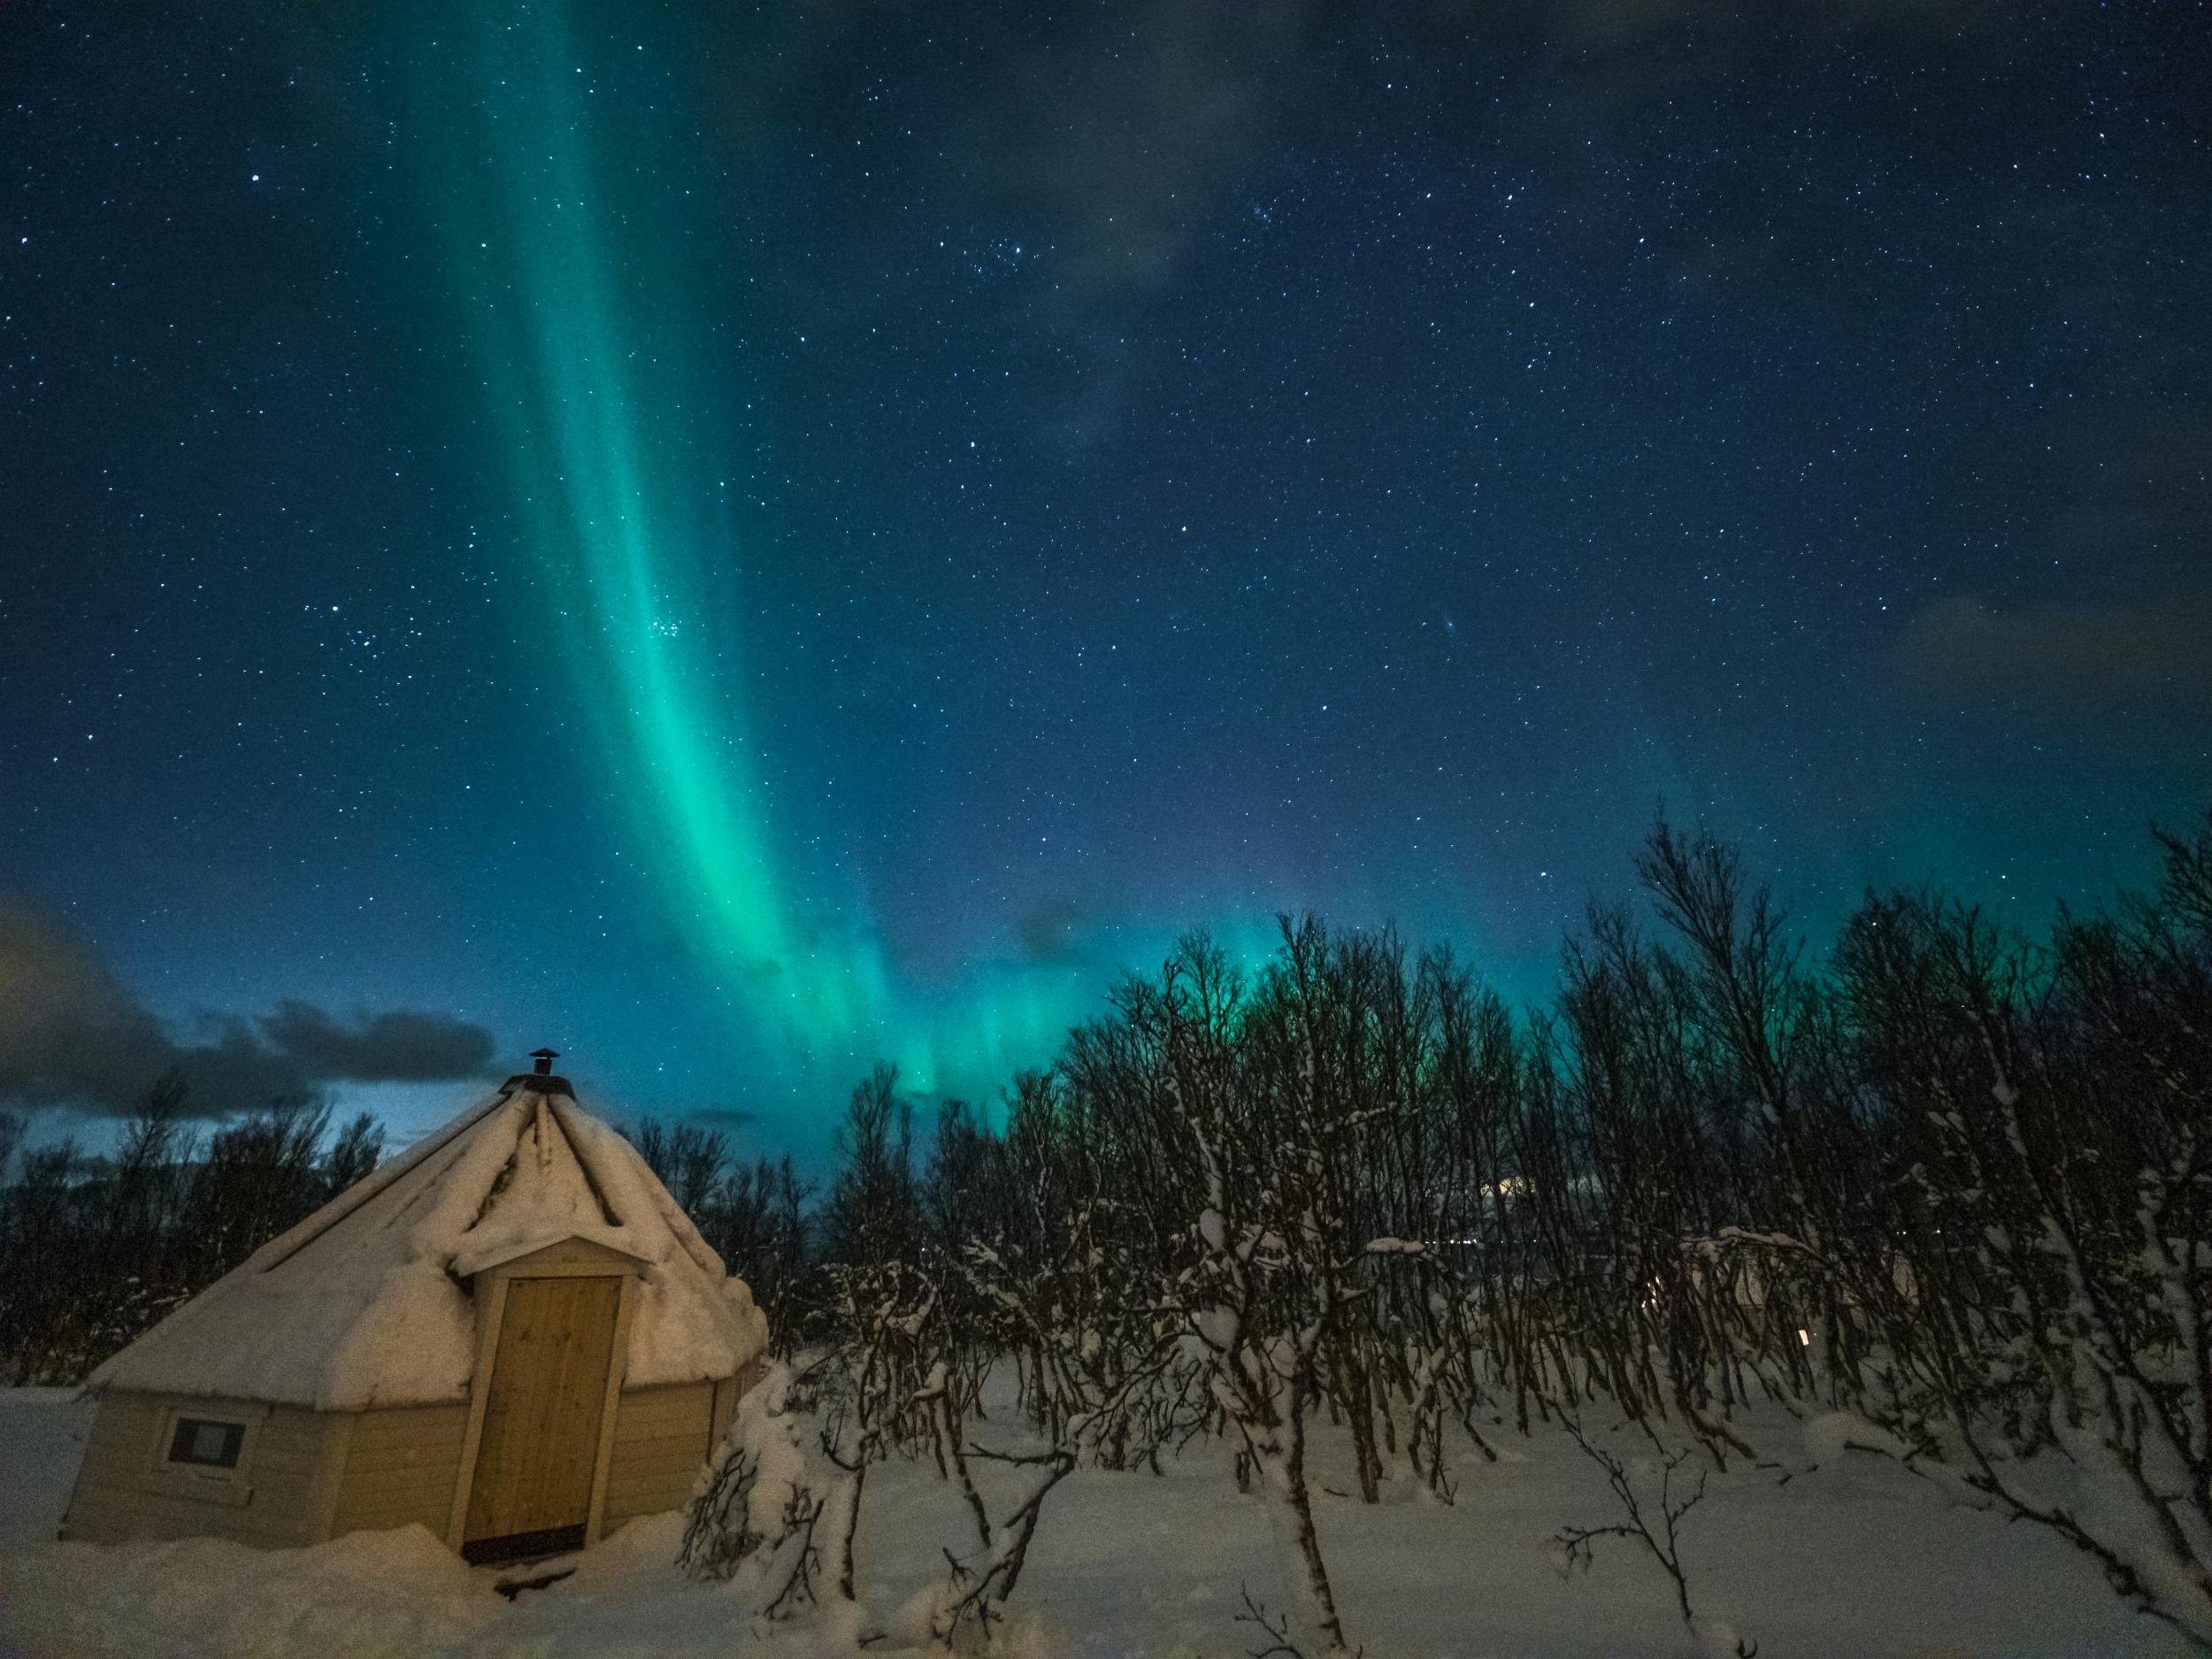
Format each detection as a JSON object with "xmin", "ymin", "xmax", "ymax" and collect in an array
[{"xmin": 88, "ymin": 1081, "xmax": 769, "ymax": 1411}]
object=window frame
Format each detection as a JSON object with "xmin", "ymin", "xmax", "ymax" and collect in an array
[
  {"xmin": 168, "ymin": 1414, "xmax": 250, "ymax": 1469},
  {"xmin": 148, "ymin": 1402, "xmax": 267, "ymax": 1506}
]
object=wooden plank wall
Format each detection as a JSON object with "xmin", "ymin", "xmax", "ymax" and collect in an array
[
  {"xmin": 61, "ymin": 1392, "xmax": 343, "ymax": 1548},
  {"xmin": 329, "ymin": 1403, "xmax": 469, "ymax": 1539},
  {"xmin": 599, "ymin": 1381, "xmax": 714, "ymax": 1534},
  {"xmin": 63, "ymin": 1370, "xmax": 766, "ymax": 1549}
]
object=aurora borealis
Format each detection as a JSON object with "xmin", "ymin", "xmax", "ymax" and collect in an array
[
  {"xmin": 5, "ymin": 2, "xmax": 2208, "ymax": 1157},
  {"xmin": 409, "ymin": 4, "xmax": 1147, "ymax": 1102},
  {"xmin": 437, "ymin": 11, "xmax": 876, "ymax": 1064}
]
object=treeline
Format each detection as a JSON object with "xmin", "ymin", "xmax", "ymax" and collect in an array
[
  {"xmin": 778, "ymin": 811, "xmax": 2212, "ymax": 1646},
  {"xmin": 0, "ymin": 1083, "xmax": 380, "ymax": 1384},
  {"xmin": 5, "ymin": 812, "xmax": 2208, "ymax": 1639}
]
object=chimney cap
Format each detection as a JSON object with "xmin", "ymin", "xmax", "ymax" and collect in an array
[{"xmin": 530, "ymin": 1048, "xmax": 559, "ymax": 1075}]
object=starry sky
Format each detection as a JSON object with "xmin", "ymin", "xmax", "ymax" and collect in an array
[{"xmin": 4, "ymin": 1, "xmax": 2208, "ymax": 1160}]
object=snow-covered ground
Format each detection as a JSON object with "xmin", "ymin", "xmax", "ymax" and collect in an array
[{"xmin": 0, "ymin": 1383, "xmax": 2185, "ymax": 1658}]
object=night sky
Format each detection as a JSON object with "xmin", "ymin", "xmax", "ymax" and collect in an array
[{"xmin": 4, "ymin": 2, "xmax": 2208, "ymax": 1160}]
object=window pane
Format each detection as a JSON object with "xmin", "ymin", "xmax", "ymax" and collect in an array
[{"xmin": 168, "ymin": 1417, "xmax": 245, "ymax": 1469}]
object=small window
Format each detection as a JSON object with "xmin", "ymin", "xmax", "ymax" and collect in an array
[{"xmin": 167, "ymin": 1417, "xmax": 247, "ymax": 1470}]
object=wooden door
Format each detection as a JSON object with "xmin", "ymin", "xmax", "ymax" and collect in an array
[{"xmin": 463, "ymin": 1275, "xmax": 622, "ymax": 1561}]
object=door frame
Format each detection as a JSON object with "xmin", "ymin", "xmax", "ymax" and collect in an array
[{"xmin": 446, "ymin": 1237, "xmax": 642, "ymax": 1553}]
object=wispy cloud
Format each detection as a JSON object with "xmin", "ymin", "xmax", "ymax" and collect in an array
[{"xmin": 1889, "ymin": 587, "xmax": 2212, "ymax": 720}]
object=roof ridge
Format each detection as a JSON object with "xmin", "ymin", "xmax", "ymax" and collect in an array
[{"xmin": 542, "ymin": 1094, "xmax": 624, "ymax": 1227}]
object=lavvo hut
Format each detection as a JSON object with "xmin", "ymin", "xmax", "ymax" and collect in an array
[{"xmin": 61, "ymin": 1051, "xmax": 769, "ymax": 1563}]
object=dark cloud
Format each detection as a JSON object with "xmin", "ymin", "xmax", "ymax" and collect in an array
[
  {"xmin": 968, "ymin": 0, "xmax": 1313, "ymax": 312},
  {"xmin": 257, "ymin": 1002, "xmax": 498, "ymax": 1085},
  {"xmin": 1013, "ymin": 895, "xmax": 1088, "ymax": 963},
  {"xmin": 926, "ymin": 0, "xmax": 2027, "ymax": 319},
  {"xmin": 725, "ymin": 0, "xmax": 2104, "ymax": 462},
  {"xmin": 0, "ymin": 894, "xmax": 497, "ymax": 1118},
  {"xmin": 1525, "ymin": 0, "xmax": 2003, "ymax": 55},
  {"xmin": 1889, "ymin": 587, "xmax": 2212, "ymax": 720},
  {"xmin": 0, "ymin": 895, "xmax": 175, "ymax": 1116},
  {"xmin": 909, "ymin": 0, "xmax": 2050, "ymax": 322}
]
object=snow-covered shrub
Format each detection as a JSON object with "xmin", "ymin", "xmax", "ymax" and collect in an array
[
  {"xmin": 916, "ymin": 1221, "xmax": 1192, "ymax": 1649},
  {"xmin": 680, "ymin": 1361, "xmax": 849, "ymax": 1623},
  {"xmin": 1551, "ymin": 1406, "xmax": 1758, "ymax": 1655}
]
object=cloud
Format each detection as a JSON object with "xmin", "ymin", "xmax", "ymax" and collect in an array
[
  {"xmin": 1012, "ymin": 895, "xmax": 1088, "ymax": 963},
  {"xmin": 256, "ymin": 1002, "xmax": 498, "ymax": 1085},
  {"xmin": 0, "ymin": 894, "xmax": 497, "ymax": 1118},
  {"xmin": 1889, "ymin": 587, "xmax": 2212, "ymax": 719},
  {"xmin": 740, "ymin": 0, "xmax": 1312, "ymax": 356},
  {"xmin": 973, "ymin": 0, "xmax": 1313, "ymax": 312}
]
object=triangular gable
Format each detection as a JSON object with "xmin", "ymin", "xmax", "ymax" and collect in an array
[{"xmin": 458, "ymin": 1233, "xmax": 653, "ymax": 1278}]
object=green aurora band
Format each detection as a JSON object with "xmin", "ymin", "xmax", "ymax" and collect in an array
[
  {"xmin": 442, "ymin": 17, "xmax": 853, "ymax": 1025},
  {"xmin": 414, "ymin": 4, "xmax": 1274, "ymax": 1114}
]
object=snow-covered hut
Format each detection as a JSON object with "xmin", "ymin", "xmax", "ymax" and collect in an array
[{"xmin": 60, "ymin": 1052, "xmax": 769, "ymax": 1563}]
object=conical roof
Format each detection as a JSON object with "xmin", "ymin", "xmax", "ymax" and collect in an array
[{"xmin": 89, "ymin": 1075, "xmax": 769, "ymax": 1411}]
